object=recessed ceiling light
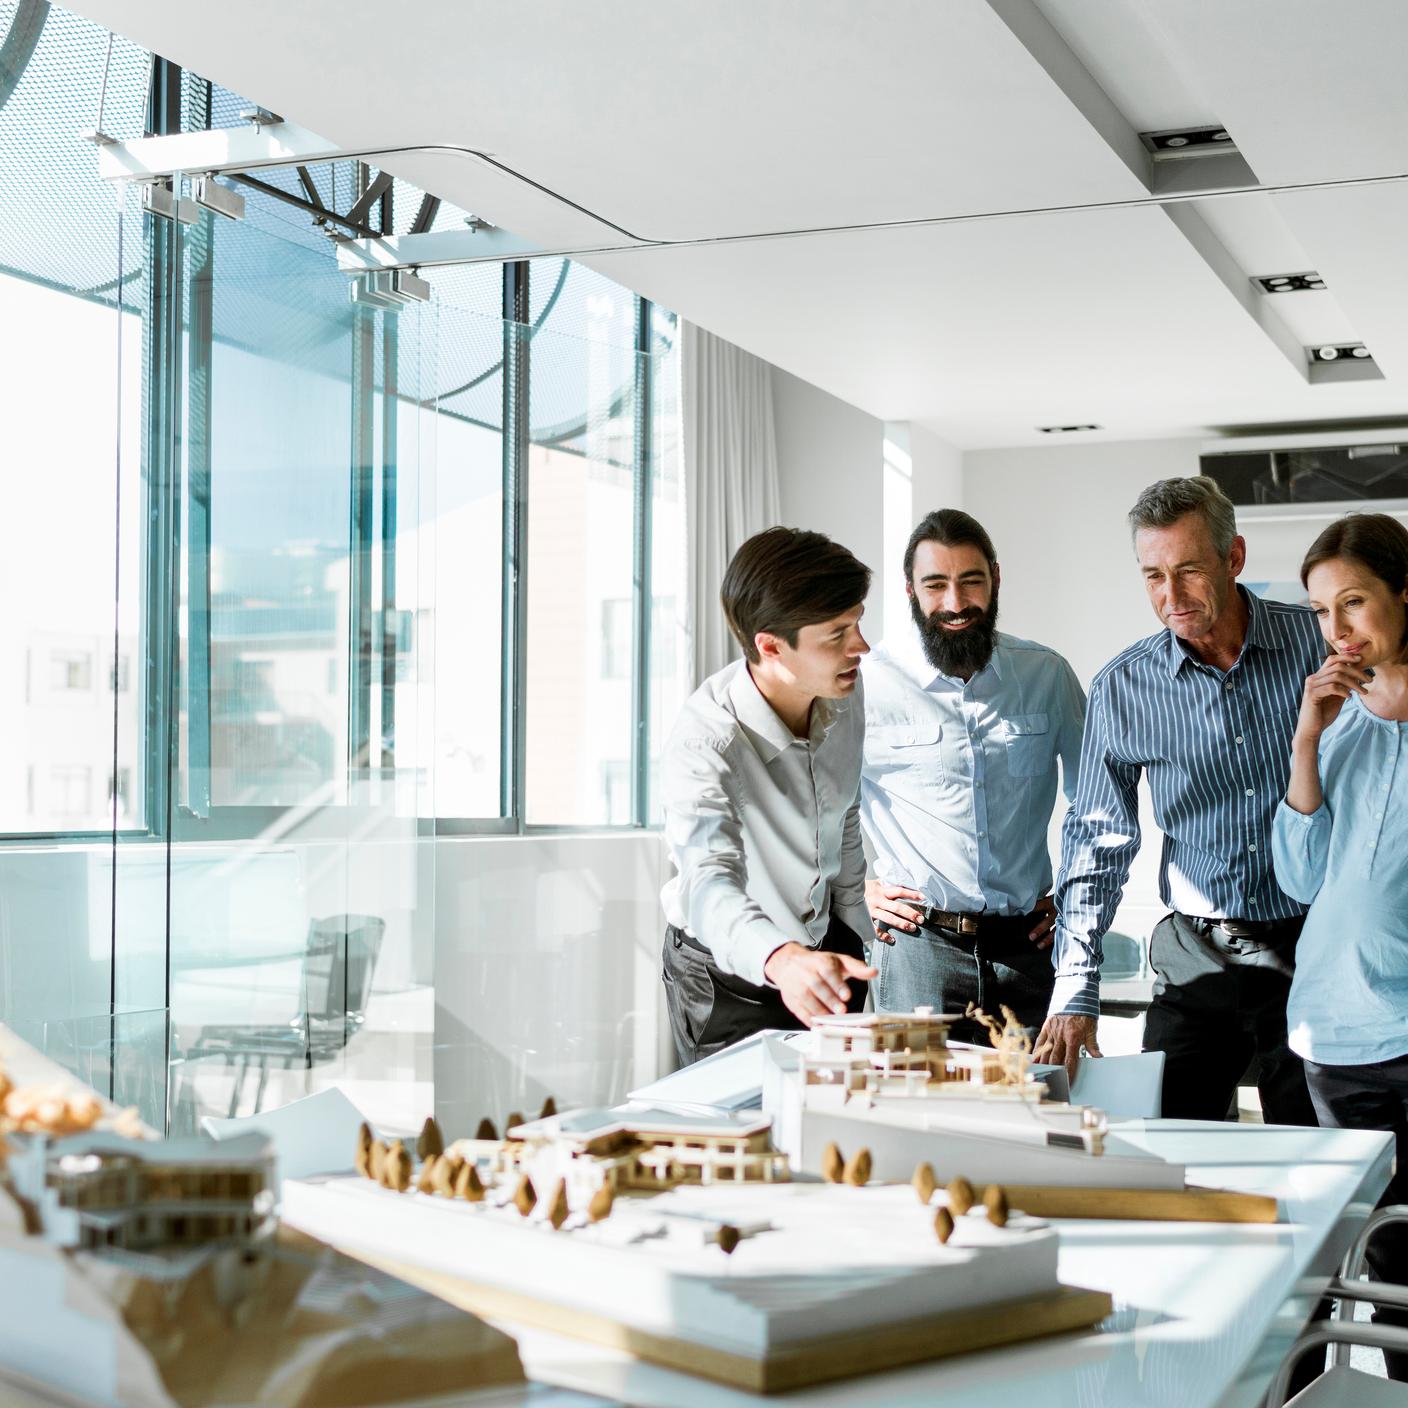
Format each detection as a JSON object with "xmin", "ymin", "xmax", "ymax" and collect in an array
[
  {"xmin": 1140, "ymin": 125, "xmax": 1240, "ymax": 160},
  {"xmin": 1036, "ymin": 424, "xmax": 1102, "ymax": 434},
  {"xmin": 1309, "ymin": 343, "xmax": 1372, "ymax": 364},
  {"xmin": 1254, "ymin": 272, "xmax": 1326, "ymax": 294}
]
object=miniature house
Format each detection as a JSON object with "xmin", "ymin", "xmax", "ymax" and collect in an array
[
  {"xmin": 808, "ymin": 1008, "xmax": 1012, "ymax": 1092},
  {"xmin": 484, "ymin": 1108, "xmax": 789, "ymax": 1196},
  {"xmin": 6, "ymin": 1130, "xmax": 276, "ymax": 1254}
]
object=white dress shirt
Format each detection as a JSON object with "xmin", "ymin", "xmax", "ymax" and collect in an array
[
  {"xmin": 660, "ymin": 660, "xmax": 871, "ymax": 987},
  {"xmin": 861, "ymin": 625, "xmax": 1086, "ymax": 914}
]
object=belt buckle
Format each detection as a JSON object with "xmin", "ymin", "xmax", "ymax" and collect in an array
[
  {"xmin": 957, "ymin": 914, "xmax": 980, "ymax": 937},
  {"xmin": 1211, "ymin": 922, "xmax": 1246, "ymax": 954}
]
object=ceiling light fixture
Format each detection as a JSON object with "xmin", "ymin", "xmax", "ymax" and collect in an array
[
  {"xmin": 1140, "ymin": 125, "xmax": 1239, "ymax": 160},
  {"xmin": 1254, "ymin": 272, "xmax": 1327, "ymax": 294},
  {"xmin": 1036, "ymin": 424, "xmax": 1102, "ymax": 434},
  {"xmin": 1310, "ymin": 344, "xmax": 1371, "ymax": 363}
]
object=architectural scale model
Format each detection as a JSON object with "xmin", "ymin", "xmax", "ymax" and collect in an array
[
  {"xmin": 764, "ymin": 1007, "xmax": 1191, "ymax": 1190},
  {"xmin": 0, "ymin": 1050, "xmax": 524, "ymax": 1406},
  {"xmin": 284, "ymin": 1116, "xmax": 1103, "ymax": 1390}
]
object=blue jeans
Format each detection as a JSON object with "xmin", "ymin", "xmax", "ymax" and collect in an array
[{"xmin": 873, "ymin": 912, "xmax": 1053, "ymax": 1045}]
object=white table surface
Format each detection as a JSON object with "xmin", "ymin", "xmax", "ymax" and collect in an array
[{"xmin": 483, "ymin": 1120, "xmax": 1392, "ymax": 1408}]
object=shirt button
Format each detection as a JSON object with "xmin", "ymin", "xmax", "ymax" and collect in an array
[
  {"xmin": 1245, "ymin": 788, "xmax": 1254, "ymax": 797},
  {"xmin": 976, "ymin": 780, "xmax": 984, "ymax": 789},
  {"xmin": 977, "ymin": 830, "xmax": 986, "ymax": 838},
  {"xmin": 1235, "ymin": 736, "xmax": 1244, "ymax": 745},
  {"xmin": 1248, "ymin": 842, "xmax": 1257, "ymax": 851},
  {"xmin": 1248, "ymin": 897, "xmax": 1259, "ymax": 906}
]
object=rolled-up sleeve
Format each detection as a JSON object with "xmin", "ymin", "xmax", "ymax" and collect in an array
[
  {"xmin": 1051, "ymin": 683, "xmax": 1143, "ymax": 1018},
  {"xmin": 1272, "ymin": 800, "xmax": 1331, "ymax": 905},
  {"xmin": 661, "ymin": 735, "xmax": 789, "ymax": 987}
]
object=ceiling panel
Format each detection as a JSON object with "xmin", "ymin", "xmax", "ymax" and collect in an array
[{"xmin": 63, "ymin": 0, "xmax": 1408, "ymax": 445}]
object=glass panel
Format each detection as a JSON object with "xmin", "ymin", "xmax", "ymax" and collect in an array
[
  {"xmin": 164, "ymin": 173, "xmax": 436, "ymax": 1140},
  {"xmin": 524, "ymin": 261, "xmax": 639, "ymax": 826},
  {"xmin": 424, "ymin": 263, "xmax": 504, "ymax": 818},
  {"xmin": 647, "ymin": 307, "xmax": 688, "ymax": 823},
  {"xmin": 0, "ymin": 6, "xmax": 145, "ymax": 836},
  {"xmin": 188, "ymin": 204, "xmax": 356, "ymax": 810}
]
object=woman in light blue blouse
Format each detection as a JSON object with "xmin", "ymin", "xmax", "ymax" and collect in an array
[{"xmin": 1273, "ymin": 511, "xmax": 1408, "ymax": 1378}]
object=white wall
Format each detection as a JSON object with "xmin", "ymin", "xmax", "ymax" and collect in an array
[
  {"xmin": 910, "ymin": 423, "xmax": 964, "ymax": 520},
  {"xmin": 964, "ymin": 437, "xmax": 1202, "ymax": 686},
  {"xmin": 771, "ymin": 364, "xmax": 884, "ymax": 582}
]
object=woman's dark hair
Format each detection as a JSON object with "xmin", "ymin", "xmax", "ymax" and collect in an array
[
  {"xmin": 903, "ymin": 508, "xmax": 997, "ymax": 581},
  {"xmin": 722, "ymin": 526, "xmax": 871, "ymax": 663},
  {"xmin": 1300, "ymin": 513, "xmax": 1408, "ymax": 598}
]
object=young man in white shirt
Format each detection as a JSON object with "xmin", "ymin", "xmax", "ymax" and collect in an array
[{"xmin": 660, "ymin": 526, "xmax": 879, "ymax": 1065}]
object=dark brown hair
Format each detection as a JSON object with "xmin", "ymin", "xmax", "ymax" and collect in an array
[
  {"xmin": 721, "ymin": 527, "xmax": 871, "ymax": 664},
  {"xmin": 1300, "ymin": 513, "xmax": 1408, "ymax": 597},
  {"xmin": 903, "ymin": 508, "xmax": 997, "ymax": 580}
]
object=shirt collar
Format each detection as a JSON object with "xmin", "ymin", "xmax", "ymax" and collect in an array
[
  {"xmin": 893, "ymin": 620, "xmax": 1005, "ymax": 688},
  {"xmin": 725, "ymin": 660, "xmax": 844, "ymax": 761},
  {"xmin": 1164, "ymin": 585, "xmax": 1279, "ymax": 677}
]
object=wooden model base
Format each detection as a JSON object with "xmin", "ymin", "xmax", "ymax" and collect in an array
[
  {"xmin": 982, "ymin": 1182, "xmax": 1279, "ymax": 1223},
  {"xmin": 350, "ymin": 1249, "xmax": 1113, "ymax": 1394}
]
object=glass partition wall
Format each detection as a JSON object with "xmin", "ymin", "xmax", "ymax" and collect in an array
[{"xmin": 1, "ymin": 7, "xmax": 682, "ymax": 1135}]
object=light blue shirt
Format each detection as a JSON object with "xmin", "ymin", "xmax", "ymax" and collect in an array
[
  {"xmin": 860, "ymin": 626, "xmax": 1086, "ymax": 916},
  {"xmin": 1053, "ymin": 589, "xmax": 1324, "ymax": 1017},
  {"xmin": 1272, "ymin": 692, "xmax": 1408, "ymax": 1066}
]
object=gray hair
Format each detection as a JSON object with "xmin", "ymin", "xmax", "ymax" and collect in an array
[{"xmin": 1127, "ymin": 475, "xmax": 1238, "ymax": 558}]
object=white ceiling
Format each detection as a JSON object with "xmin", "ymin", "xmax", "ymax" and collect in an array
[{"xmin": 65, "ymin": 0, "xmax": 1408, "ymax": 448}]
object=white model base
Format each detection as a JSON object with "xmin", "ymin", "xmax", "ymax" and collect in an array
[
  {"xmin": 282, "ymin": 1175, "xmax": 1061, "ymax": 1359},
  {"xmin": 798, "ymin": 1105, "xmax": 1187, "ymax": 1188}
]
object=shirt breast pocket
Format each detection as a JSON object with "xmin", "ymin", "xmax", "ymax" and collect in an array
[
  {"xmin": 865, "ymin": 723, "xmax": 944, "ymax": 784},
  {"xmin": 1003, "ymin": 712, "xmax": 1052, "ymax": 779}
]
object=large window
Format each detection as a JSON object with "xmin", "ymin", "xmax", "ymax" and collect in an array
[{"xmin": 0, "ymin": 6, "xmax": 685, "ymax": 1135}]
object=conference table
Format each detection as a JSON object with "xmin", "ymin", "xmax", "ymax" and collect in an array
[
  {"xmin": 1, "ymin": 1019, "xmax": 1393, "ymax": 1408},
  {"xmin": 478, "ymin": 1119, "xmax": 1392, "ymax": 1408}
]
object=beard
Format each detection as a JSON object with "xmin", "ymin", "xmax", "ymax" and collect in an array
[{"xmin": 911, "ymin": 584, "xmax": 1000, "ymax": 677}]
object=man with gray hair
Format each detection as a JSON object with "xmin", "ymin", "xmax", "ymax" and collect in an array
[{"xmin": 1033, "ymin": 475, "xmax": 1323, "ymax": 1127}]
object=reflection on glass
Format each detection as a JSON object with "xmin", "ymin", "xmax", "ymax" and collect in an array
[
  {"xmin": 525, "ymin": 263, "xmax": 639, "ymax": 826},
  {"xmin": 425, "ymin": 265, "xmax": 504, "ymax": 818}
]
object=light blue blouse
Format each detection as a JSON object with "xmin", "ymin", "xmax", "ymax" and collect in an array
[{"xmin": 1272, "ymin": 692, "xmax": 1408, "ymax": 1066}]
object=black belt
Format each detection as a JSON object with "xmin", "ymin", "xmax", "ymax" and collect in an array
[
  {"xmin": 915, "ymin": 907, "xmax": 1041, "ymax": 937},
  {"xmin": 1184, "ymin": 915, "xmax": 1289, "ymax": 938}
]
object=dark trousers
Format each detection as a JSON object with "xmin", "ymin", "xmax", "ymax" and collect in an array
[
  {"xmin": 661, "ymin": 911, "xmax": 868, "ymax": 1067},
  {"xmin": 873, "ymin": 911, "xmax": 1053, "ymax": 1045},
  {"xmin": 1142, "ymin": 911, "xmax": 1316, "ymax": 1126},
  {"xmin": 1306, "ymin": 1055, "xmax": 1408, "ymax": 1381}
]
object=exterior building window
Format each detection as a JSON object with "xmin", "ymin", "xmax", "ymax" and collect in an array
[{"xmin": 51, "ymin": 651, "xmax": 93, "ymax": 693}]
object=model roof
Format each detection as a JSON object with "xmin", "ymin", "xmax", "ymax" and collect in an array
[{"xmin": 509, "ymin": 1106, "xmax": 773, "ymax": 1141}]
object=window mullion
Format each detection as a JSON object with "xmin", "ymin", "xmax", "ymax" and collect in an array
[
  {"xmin": 501, "ymin": 261, "xmax": 530, "ymax": 828},
  {"xmin": 630, "ymin": 297, "xmax": 654, "ymax": 828}
]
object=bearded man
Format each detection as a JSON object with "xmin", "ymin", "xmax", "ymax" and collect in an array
[{"xmin": 859, "ymin": 509, "xmax": 1087, "ymax": 1043}]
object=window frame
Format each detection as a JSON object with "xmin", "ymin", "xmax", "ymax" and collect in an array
[{"xmin": 0, "ymin": 53, "xmax": 669, "ymax": 847}]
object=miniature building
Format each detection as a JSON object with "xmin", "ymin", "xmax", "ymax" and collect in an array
[
  {"xmin": 809, "ymin": 1008, "xmax": 1015, "ymax": 1092},
  {"xmin": 470, "ymin": 1108, "xmax": 789, "ymax": 1198},
  {"xmin": 6, "ymin": 1130, "xmax": 276, "ymax": 1253}
]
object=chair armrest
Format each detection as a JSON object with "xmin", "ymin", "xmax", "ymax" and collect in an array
[
  {"xmin": 1267, "ymin": 1322, "xmax": 1408, "ymax": 1406},
  {"xmin": 1340, "ymin": 1204, "xmax": 1408, "ymax": 1282}
]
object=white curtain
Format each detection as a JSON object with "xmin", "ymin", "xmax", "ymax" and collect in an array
[{"xmin": 681, "ymin": 321, "xmax": 782, "ymax": 686}]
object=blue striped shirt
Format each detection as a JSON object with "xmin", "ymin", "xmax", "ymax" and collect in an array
[{"xmin": 1051, "ymin": 587, "xmax": 1326, "ymax": 1017}]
